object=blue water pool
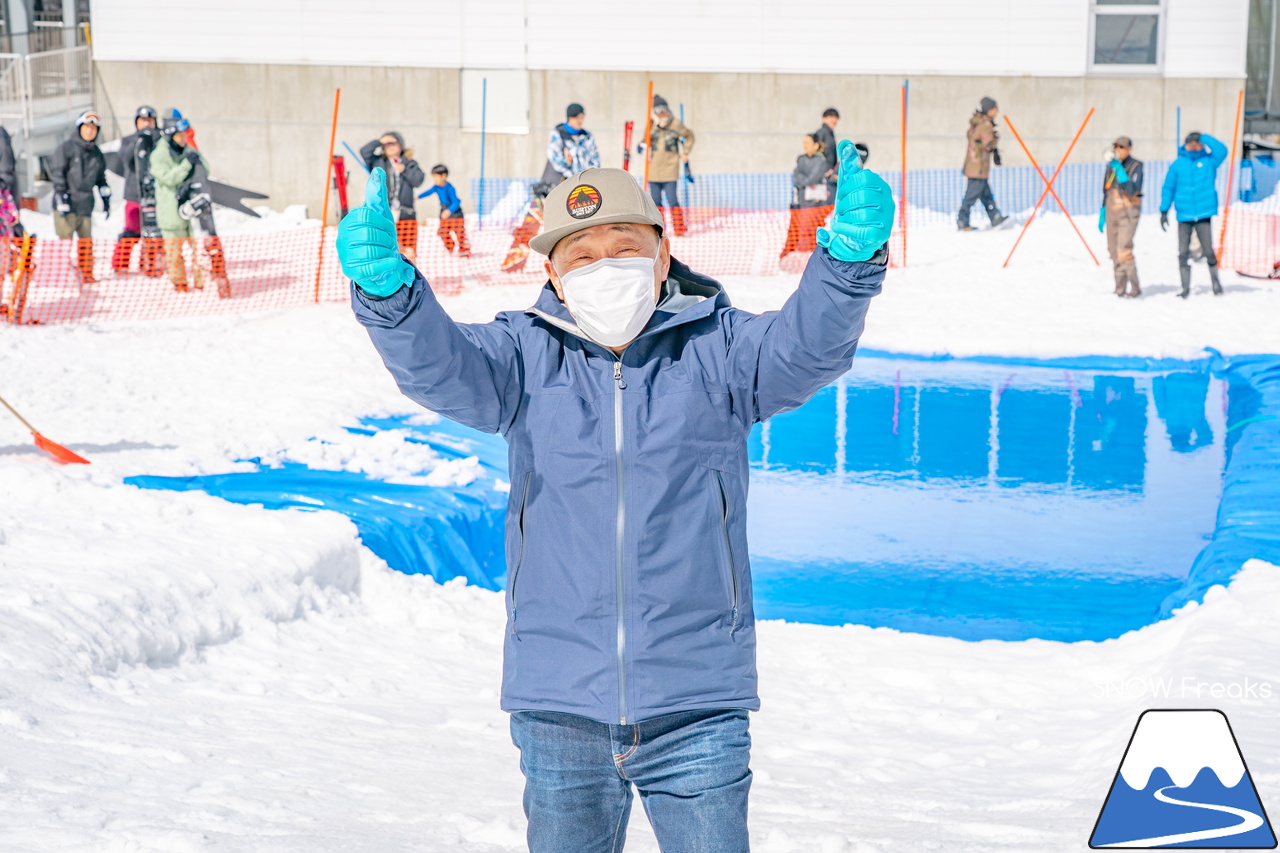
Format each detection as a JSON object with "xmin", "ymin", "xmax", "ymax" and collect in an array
[{"xmin": 127, "ymin": 353, "xmax": 1280, "ymax": 643}]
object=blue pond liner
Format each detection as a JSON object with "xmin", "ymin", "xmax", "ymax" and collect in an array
[{"xmin": 125, "ymin": 352, "xmax": 1280, "ymax": 643}]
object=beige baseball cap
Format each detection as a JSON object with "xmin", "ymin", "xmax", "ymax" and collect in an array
[{"xmin": 529, "ymin": 168, "xmax": 664, "ymax": 257}]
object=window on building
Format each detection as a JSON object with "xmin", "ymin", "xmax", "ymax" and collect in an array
[{"xmin": 1090, "ymin": 0, "xmax": 1164, "ymax": 72}]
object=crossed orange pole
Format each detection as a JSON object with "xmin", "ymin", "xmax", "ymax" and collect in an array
[{"xmin": 1002, "ymin": 109, "xmax": 1100, "ymax": 268}]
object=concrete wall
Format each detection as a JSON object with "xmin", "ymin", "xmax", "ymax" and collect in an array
[{"xmin": 92, "ymin": 62, "xmax": 1245, "ymax": 220}]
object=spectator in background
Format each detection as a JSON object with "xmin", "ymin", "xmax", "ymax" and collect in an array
[
  {"xmin": 0, "ymin": 122, "xmax": 34, "ymax": 320},
  {"xmin": 150, "ymin": 112, "xmax": 208, "ymax": 292},
  {"xmin": 957, "ymin": 96, "xmax": 1007, "ymax": 231},
  {"xmin": 780, "ymin": 132, "xmax": 833, "ymax": 258},
  {"xmin": 1160, "ymin": 131, "xmax": 1228, "ymax": 298},
  {"xmin": 816, "ymin": 108, "xmax": 840, "ymax": 199},
  {"xmin": 51, "ymin": 110, "xmax": 109, "ymax": 286},
  {"xmin": 419, "ymin": 164, "xmax": 470, "ymax": 257},
  {"xmin": 111, "ymin": 105, "xmax": 160, "ymax": 276},
  {"xmin": 644, "ymin": 94, "xmax": 695, "ymax": 236},
  {"xmin": 540, "ymin": 103, "xmax": 600, "ymax": 191},
  {"xmin": 361, "ymin": 132, "xmax": 425, "ymax": 261},
  {"xmin": 1101, "ymin": 136, "xmax": 1144, "ymax": 298}
]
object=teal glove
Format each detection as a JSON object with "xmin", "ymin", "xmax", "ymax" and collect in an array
[
  {"xmin": 817, "ymin": 140, "xmax": 896, "ymax": 263},
  {"xmin": 336, "ymin": 167, "xmax": 416, "ymax": 297},
  {"xmin": 1110, "ymin": 159, "xmax": 1129, "ymax": 184},
  {"xmin": 1098, "ymin": 205, "xmax": 1106, "ymax": 233}
]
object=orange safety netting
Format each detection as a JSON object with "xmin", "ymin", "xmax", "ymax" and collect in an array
[{"xmin": 2, "ymin": 208, "xmax": 905, "ymax": 326}]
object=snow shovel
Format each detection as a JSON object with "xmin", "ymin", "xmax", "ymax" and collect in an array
[{"xmin": 0, "ymin": 393, "xmax": 89, "ymax": 464}]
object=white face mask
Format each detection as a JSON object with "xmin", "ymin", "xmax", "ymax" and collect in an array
[{"xmin": 556, "ymin": 255, "xmax": 659, "ymax": 348}]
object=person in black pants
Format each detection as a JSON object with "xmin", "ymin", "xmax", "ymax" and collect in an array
[{"xmin": 1159, "ymin": 131, "xmax": 1228, "ymax": 298}]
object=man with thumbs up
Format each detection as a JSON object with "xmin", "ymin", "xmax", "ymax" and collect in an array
[{"xmin": 339, "ymin": 141, "xmax": 892, "ymax": 852}]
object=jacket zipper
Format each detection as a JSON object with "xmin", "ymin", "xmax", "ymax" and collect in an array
[
  {"xmin": 509, "ymin": 471, "xmax": 533, "ymax": 635},
  {"xmin": 613, "ymin": 358, "xmax": 628, "ymax": 725},
  {"xmin": 714, "ymin": 470, "xmax": 740, "ymax": 634}
]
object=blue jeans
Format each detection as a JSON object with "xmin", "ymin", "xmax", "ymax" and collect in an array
[{"xmin": 509, "ymin": 708, "xmax": 752, "ymax": 852}]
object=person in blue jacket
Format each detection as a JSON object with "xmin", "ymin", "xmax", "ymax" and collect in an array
[
  {"xmin": 418, "ymin": 164, "xmax": 470, "ymax": 256},
  {"xmin": 1160, "ymin": 131, "xmax": 1228, "ymax": 298},
  {"xmin": 337, "ymin": 142, "xmax": 893, "ymax": 852}
]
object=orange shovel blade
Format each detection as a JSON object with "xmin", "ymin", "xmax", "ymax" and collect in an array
[{"xmin": 33, "ymin": 431, "xmax": 89, "ymax": 464}]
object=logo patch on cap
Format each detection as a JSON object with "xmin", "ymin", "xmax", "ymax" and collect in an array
[{"xmin": 566, "ymin": 184, "xmax": 601, "ymax": 220}]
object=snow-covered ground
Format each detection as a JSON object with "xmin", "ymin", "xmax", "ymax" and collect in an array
[{"xmin": 2, "ymin": 209, "xmax": 1279, "ymax": 851}]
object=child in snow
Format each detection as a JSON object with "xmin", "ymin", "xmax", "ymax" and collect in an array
[{"xmin": 419, "ymin": 165, "xmax": 470, "ymax": 257}]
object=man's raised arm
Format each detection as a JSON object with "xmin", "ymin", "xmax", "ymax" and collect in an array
[
  {"xmin": 727, "ymin": 140, "xmax": 892, "ymax": 422},
  {"xmin": 340, "ymin": 169, "xmax": 522, "ymax": 435}
]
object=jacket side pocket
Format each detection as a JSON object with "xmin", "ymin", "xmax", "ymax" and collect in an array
[
  {"xmin": 713, "ymin": 469, "xmax": 739, "ymax": 634},
  {"xmin": 508, "ymin": 471, "xmax": 533, "ymax": 635}
]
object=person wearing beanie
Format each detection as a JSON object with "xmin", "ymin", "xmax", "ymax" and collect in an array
[
  {"xmin": 337, "ymin": 142, "xmax": 895, "ymax": 849},
  {"xmin": 50, "ymin": 110, "xmax": 109, "ymax": 285},
  {"xmin": 1100, "ymin": 136, "xmax": 1144, "ymax": 298},
  {"xmin": 540, "ymin": 102, "xmax": 600, "ymax": 190},
  {"xmin": 1160, "ymin": 130, "xmax": 1229, "ymax": 297},
  {"xmin": 643, "ymin": 94, "xmax": 696, "ymax": 236},
  {"xmin": 957, "ymin": 96, "xmax": 1008, "ymax": 231},
  {"xmin": 361, "ymin": 131, "xmax": 425, "ymax": 261}
]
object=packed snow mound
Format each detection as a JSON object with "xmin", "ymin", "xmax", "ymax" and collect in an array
[{"xmin": 0, "ymin": 467, "xmax": 362, "ymax": 685}]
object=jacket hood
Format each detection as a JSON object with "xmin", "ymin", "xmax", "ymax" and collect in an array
[{"xmin": 526, "ymin": 256, "xmax": 728, "ymax": 346}]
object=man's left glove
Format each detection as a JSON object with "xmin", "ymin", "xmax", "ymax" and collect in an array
[
  {"xmin": 1160, "ymin": 210, "xmax": 1169, "ymax": 231},
  {"xmin": 337, "ymin": 167, "xmax": 416, "ymax": 297},
  {"xmin": 99, "ymin": 185, "xmax": 111, "ymax": 218},
  {"xmin": 817, "ymin": 139, "xmax": 895, "ymax": 263},
  {"xmin": 992, "ymin": 148, "xmax": 1002, "ymax": 167}
]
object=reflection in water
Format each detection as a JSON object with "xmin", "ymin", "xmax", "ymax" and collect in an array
[
  {"xmin": 746, "ymin": 359, "xmax": 1229, "ymax": 641},
  {"xmin": 1153, "ymin": 372, "xmax": 1213, "ymax": 453},
  {"xmin": 753, "ymin": 365, "xmax": 1219, "ymax": 493}
]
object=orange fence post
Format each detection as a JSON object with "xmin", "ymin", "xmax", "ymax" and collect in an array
[
  {"xmin": 1002, "ymin": 109, "xmax": 1099, "ymax": 268},
  {"xmin": 1216, "ymin": 88, "xmax": 1244, "ymax": 269},
  {"xmin": 641, "ymin": 81, "xmax": 654, "ymax": 191},
  {"xmin": 314, "ymin": 88, "xmax": 341, "ymax": 303},
  {"xmin": 900, "ymin": 80, "xmax": 908, "ymax": 267}
]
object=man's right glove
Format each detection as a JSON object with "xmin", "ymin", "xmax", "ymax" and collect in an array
[
  {"xmin": 336, "ymin": 167, "xmax": 415, "ymax": 297},
  {"xmin": 1160, "ymin": 210, "xmax": 1169, "ymax": 231},
  {"xmin": 184, "ymin": 149, "xmax": 201, "ymax": 168},
  {"xmin": 992, "ymin": 148, "xmax": 1002, "ymax": 167},
  {"xmin": 816, "ymin": 140, "xmax": 895, "ymax": 263},
  {"xmin": 55, "ymin": 192, "xmax": 71, "ymax": 216}
]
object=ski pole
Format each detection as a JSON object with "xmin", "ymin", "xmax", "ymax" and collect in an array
[{"xmin": 342, "ymin": 142, "xmax": 370, "ymax": 174}]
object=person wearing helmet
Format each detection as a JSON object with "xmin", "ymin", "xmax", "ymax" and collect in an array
[
  {"xmin": 50, "ymin": 110, "xmax": 109, "ymax": 285},
  {"xmin": 337, "ymin": 141, "xmax": 894, "ymax": 849},
  {"xmin": 150, "ymin": 110, "xmax": 209, "ymax": 291},
  {"xmin": 110, "ymin": 105, "xmax": 161, "ymax": 275}
]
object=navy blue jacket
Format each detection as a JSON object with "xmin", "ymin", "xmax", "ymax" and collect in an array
[
  {"xmin": 1161, "ymin": 133, "xmax": 1228, "ymax": 222},
  {"xmin": 352, "ymin": 248, "xmax": 884, "ymax": 724}
]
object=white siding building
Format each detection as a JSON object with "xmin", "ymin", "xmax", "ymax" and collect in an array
[{"xmin": 88, "ymin": 0, "xmax": 1249, "ymax": 213}]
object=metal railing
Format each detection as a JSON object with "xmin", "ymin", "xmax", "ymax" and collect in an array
[{"xmin": 0, "ymin": 45, "xmax": 93, "ymax": 138}]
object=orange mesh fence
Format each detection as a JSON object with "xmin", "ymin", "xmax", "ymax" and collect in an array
[
  {"xmin": 1, "ymin": 206, "xmax": 907, "ymax": 326},
  {"xmin": 10, "ymin": 160, "xmax": 1276, "ymax": 326}
]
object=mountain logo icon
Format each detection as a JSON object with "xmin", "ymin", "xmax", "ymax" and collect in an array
[{"xmin": 1090, "ymin": 709, "xmax": 1276, "ymax": 848}]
